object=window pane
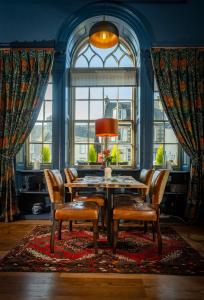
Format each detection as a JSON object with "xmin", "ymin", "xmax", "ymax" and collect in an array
[
  {"xmin": 44, "ymin": 84, "xmax": 52, "ymax": 100},
  {"xmin": 104, "ymin": 56, "xmax": 118, "ymax": 68},
  {"xmin": 88, "ymin": 144, "xmax": 99, "ymax": 163},
  {"xmin": 105, "ymin": 100, "xmax": 116, "ymax": 118},
  {"xmin": 89, "ymin": 123, "xmax": 97, "ymax": 143},
  {"xmin": 75, "ymin": 144, "xmax": 88, "ymax": 164},
  {"xmin": 75, "ymin": 101, "xmax": 88, "ymax": 120},
  {"xmin": 37, "ymin": 105, "xmax": 44, "ymax": 121},
  {"xmin": 45, "ymin": 101, "xmax": 52, "ymax": 121},
  {"xmin": 29, "ymin": 144, "xmax": 42, "ymax": 162},
  {"xmin": 153, "ymin": 144, "xmax": 164, "ymax": 166},
  {"xmin": 104, "ymin": 87, "xmax": 117, "ymax": 99},
  {"xmin": 154, "ymin": 122, "xmax": 164, "ymax": 143},
  {"xmin": 119, "ymin": 87, "xmax": 132, "ymax": 99},
  {"xmin": 118, "ymin": 124, "xmax": 131, "ymax": 142},
  {"xmin": 154, "ymin": 100, "xmax": 164, "ymax": 120},
  {"xmin": 89, "ymin": 56, "xmax": 103, "ymax": 68},
  {"xmin": 41, "ymin": 144, "xmax": 52, "ymax": 163},
  {"xmin": 75, "ymin": 123, "xmax": 88, "ymax": 143},
  {"xmin": 165, "ymin": 123, "xmax": 177, "ymax": 143},
  {"xmin": 92, "ymin": 44, "xmax": 117, "ymax": 60},
  {"xmin": 164, "ymin": 144, "xmax": 178, "ymax": 165},
  {"xmin": 90, "ymin": 87, "xmax": 103, "ymax": 99},
  {"xmin": 75, "ymin": 87, "xmax": 88, "ymax": 99},
  {"xmin": 43, "ymin": 122, "xmax": 52, "ymax": 143},
  {"xmin": 118, "ymin": 101, "xmax": 131, "ymax": 120},
  {"xmin": 75, "ymin": 56, "xmax": 88, "ymax": 68},
  {"xmin": 154, "ymin": 92, "xmax": 160, "ymax": 101},
  {"xmin": 30, "ymin": 123, "xmax": 42, "ymax": 142},
  {"xmin": 83, "ymin": 46, "xmax": 95, "ymax": 61},
  {"xmin": 90, "ymin": 101, "xmax": 103, "ymax": 120},
  {"xmin": 114, "ymin": 47, "xmax": 124, "ymax": 61},
  {"xmin": 118, "ymin": 144, "xmax": 131, "ymax": 165},
  {"xmin": 164, "ymin": 112, "xmax": 168, "ymax": 121},
  {"xmin": 119, "ymin": 55, "xmax": 134, "ymax": 67}
]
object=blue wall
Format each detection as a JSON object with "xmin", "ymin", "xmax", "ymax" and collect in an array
[
  {"xmin": 0, "ymin": 0, "xmax": 204, "ymax": 45},
  {"xmin": 2, "ymin": 0, "xmax": 203, "ymax": 170}
]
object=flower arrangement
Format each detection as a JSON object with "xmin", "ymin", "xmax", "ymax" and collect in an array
[{"xmin": 102, "ymin": 149, "xmax": 112, "ymax": 167}]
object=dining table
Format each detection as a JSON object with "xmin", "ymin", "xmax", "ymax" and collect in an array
[{"xmin": 64, "ymin": 175, "xmax": 148, "ymax": 245}]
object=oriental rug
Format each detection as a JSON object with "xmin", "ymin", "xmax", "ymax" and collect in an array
[{"xmin": 0, "ymin": 225, "xmax": 204, "ymax": 275}]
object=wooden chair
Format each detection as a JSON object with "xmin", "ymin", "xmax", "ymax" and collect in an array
[
  {"xmin": 44, "ymin": 169, "xmax": 99, "ymax": 254},
  {"xmin": 114, "ymin": 169, "xmax": 154, "ymax": 203},
  {"xmin": 113, "ymin": 169, "xmax": 169, "ymax": 254},
  {"xmin": 64, "ymin": 168, "xmax": 106, "ymax": 229}
]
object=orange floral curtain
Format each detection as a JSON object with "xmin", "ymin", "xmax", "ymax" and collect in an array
[
  {"xmin": 151, "ymin": 48, "xmax": 204, "ymax": 222},
  {"xmin": 0, "ymin": 48, "xmax": 54, "ymax": 222}
]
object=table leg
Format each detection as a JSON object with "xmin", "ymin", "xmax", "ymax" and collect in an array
[{"xmin": 106, "ymin": 188, "xmax": 113, "ymax": 245}]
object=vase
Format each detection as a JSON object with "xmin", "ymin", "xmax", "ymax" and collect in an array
[{"xmin": 104, "ymin": 167, "xmax": 112, "ymax": 179}]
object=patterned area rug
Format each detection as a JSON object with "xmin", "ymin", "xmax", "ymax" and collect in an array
[{"xmin": 0, "ymin": 225, "xmax": 204, "ymax": 275}]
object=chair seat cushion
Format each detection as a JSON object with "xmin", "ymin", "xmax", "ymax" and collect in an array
[
  {"xmin": 73, "ymin": 195, "xmax": 105, "ymax": 206},
  {"xmin": 113, "ymin": 202, "xmax": 157, "ymax": 221},
  {"xmin": 55, "ymin": 201, "xmax": 99, "ymax": 220}
]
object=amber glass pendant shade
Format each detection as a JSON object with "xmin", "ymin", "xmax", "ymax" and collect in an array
[
  {"xmin": 95, "ymin": 118, "xmax": 118, "ymax": 137},
  {"xmin": 89, "ymin": 21, "xmax": 119, "ymax": 48}
]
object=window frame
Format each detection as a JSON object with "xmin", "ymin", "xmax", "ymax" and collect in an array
[
  {"xmin": 69, "ymin": 39, "xmax": 137, "ymax": 168},
  {"xmin": 26, "ymin": 77, "xmax": 53, "ymax": 167},
  {"xmin": 153, "ymin": 81, "xmax": 181, "ymax": 169}
]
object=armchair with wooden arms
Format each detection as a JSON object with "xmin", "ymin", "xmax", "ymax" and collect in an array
[
  {"xmin": 44, "ymin": 169, "xmax": 99, "ymax": 254},
  {"xmin": 113, "ymin": 169, "xmax": 169, "ymax": 254}
]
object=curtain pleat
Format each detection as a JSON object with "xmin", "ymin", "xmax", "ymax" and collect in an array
[
  {"xmin": 0, "ymin": 48, "xmax": 54, "ymax": 221},
  {"xmin": 151, "ymin": 48, "xmax": 204, "ymax": 223}
]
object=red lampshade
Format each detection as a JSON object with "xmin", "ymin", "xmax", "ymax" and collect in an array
[{"xmin": 95, "ymin": 118, "xmax": 118, "ymax": 137}]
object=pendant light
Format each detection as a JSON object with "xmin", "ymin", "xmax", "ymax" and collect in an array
[
  {"xmin": 89, "ymin": 21, "xmax": 119, "ymax": 49},
  {"xmin": 95, "ymin": 118, "xmax": 119, "ymax": 150}
]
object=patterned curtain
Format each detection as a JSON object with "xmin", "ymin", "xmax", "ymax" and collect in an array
[
  {"xmin": 0, "ymin": 48, "xmax": 54, "ymax": 222},
  {"xmin": 151, "ymin": 48, "xmax": 204, "ymax": 222}
]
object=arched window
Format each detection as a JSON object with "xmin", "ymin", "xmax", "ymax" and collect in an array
[{"xmin": 70, "ymin": 38, "xmax": 137, "ymax": 166}]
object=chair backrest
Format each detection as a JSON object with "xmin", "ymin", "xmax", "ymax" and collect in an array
[
  {"xmin": 149, "ymin": 169, "xmax": 170, "ymax": 205},
  {"xmin": 44, "ymin": 169, "xmax": 64, "ymax": 203},
  {"xmin": 64, "ymin": 168, "xmax": 78, "ymax": 194},
  {"xmin": 139, "ymin": 169, "xmax": 154, "ymax": 196}
]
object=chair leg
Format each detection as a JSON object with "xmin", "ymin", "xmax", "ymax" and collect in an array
[
  {"xmin": 58, "ymin": 220, "xmax": 62, "ymax": 240},
  {"xmin": 93, "ymin": 220, "xmax": 98, "ymax": 254},
  {"xmin": 156, "ymin": 220, "xmax": 162, "ymax": 255},
  {"xmin": 152, "ymin": 221, "xmax": 155, "ymax": 241},
  {"xmin": 144, "ymin": 221, "xmax": 148, "ymax": 234},
  {"xmin": 50, "ymin": 219, "xmax": 57, "ymax": 253},
  {"xmin": 69, "ymin": 220, "xmax": 72, "ymax": 232},
  {"xmin": 113, "ymin": 220, "xmax": 119, "ymax": 254},
  {"xmin": 101, "ymin": 206, "xmax": 105, "ymax": 230}
]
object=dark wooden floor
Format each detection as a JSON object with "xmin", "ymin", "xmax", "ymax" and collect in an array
[{"xmin": 0, "ymin": 220, "xmax": 204, "ymax": 300}]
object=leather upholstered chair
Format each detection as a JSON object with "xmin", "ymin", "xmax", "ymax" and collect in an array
[
  {"xmin": 113, "ymin": 169, "xmax": 169, "ymax": 254},
  {"xmin": 44, "ymin": 169, "xmax": 99, "ymax": 254},
  {"xmin": 138, "ymin": 169, "xmax": 155, "ymax": 199},
  {"xmin": 64, "ymin": 168, "xmax": 106, "ymax": 229},
  {"xmin": 114, "ymin": 169, "xmax": 154, "ymax": 204}
]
